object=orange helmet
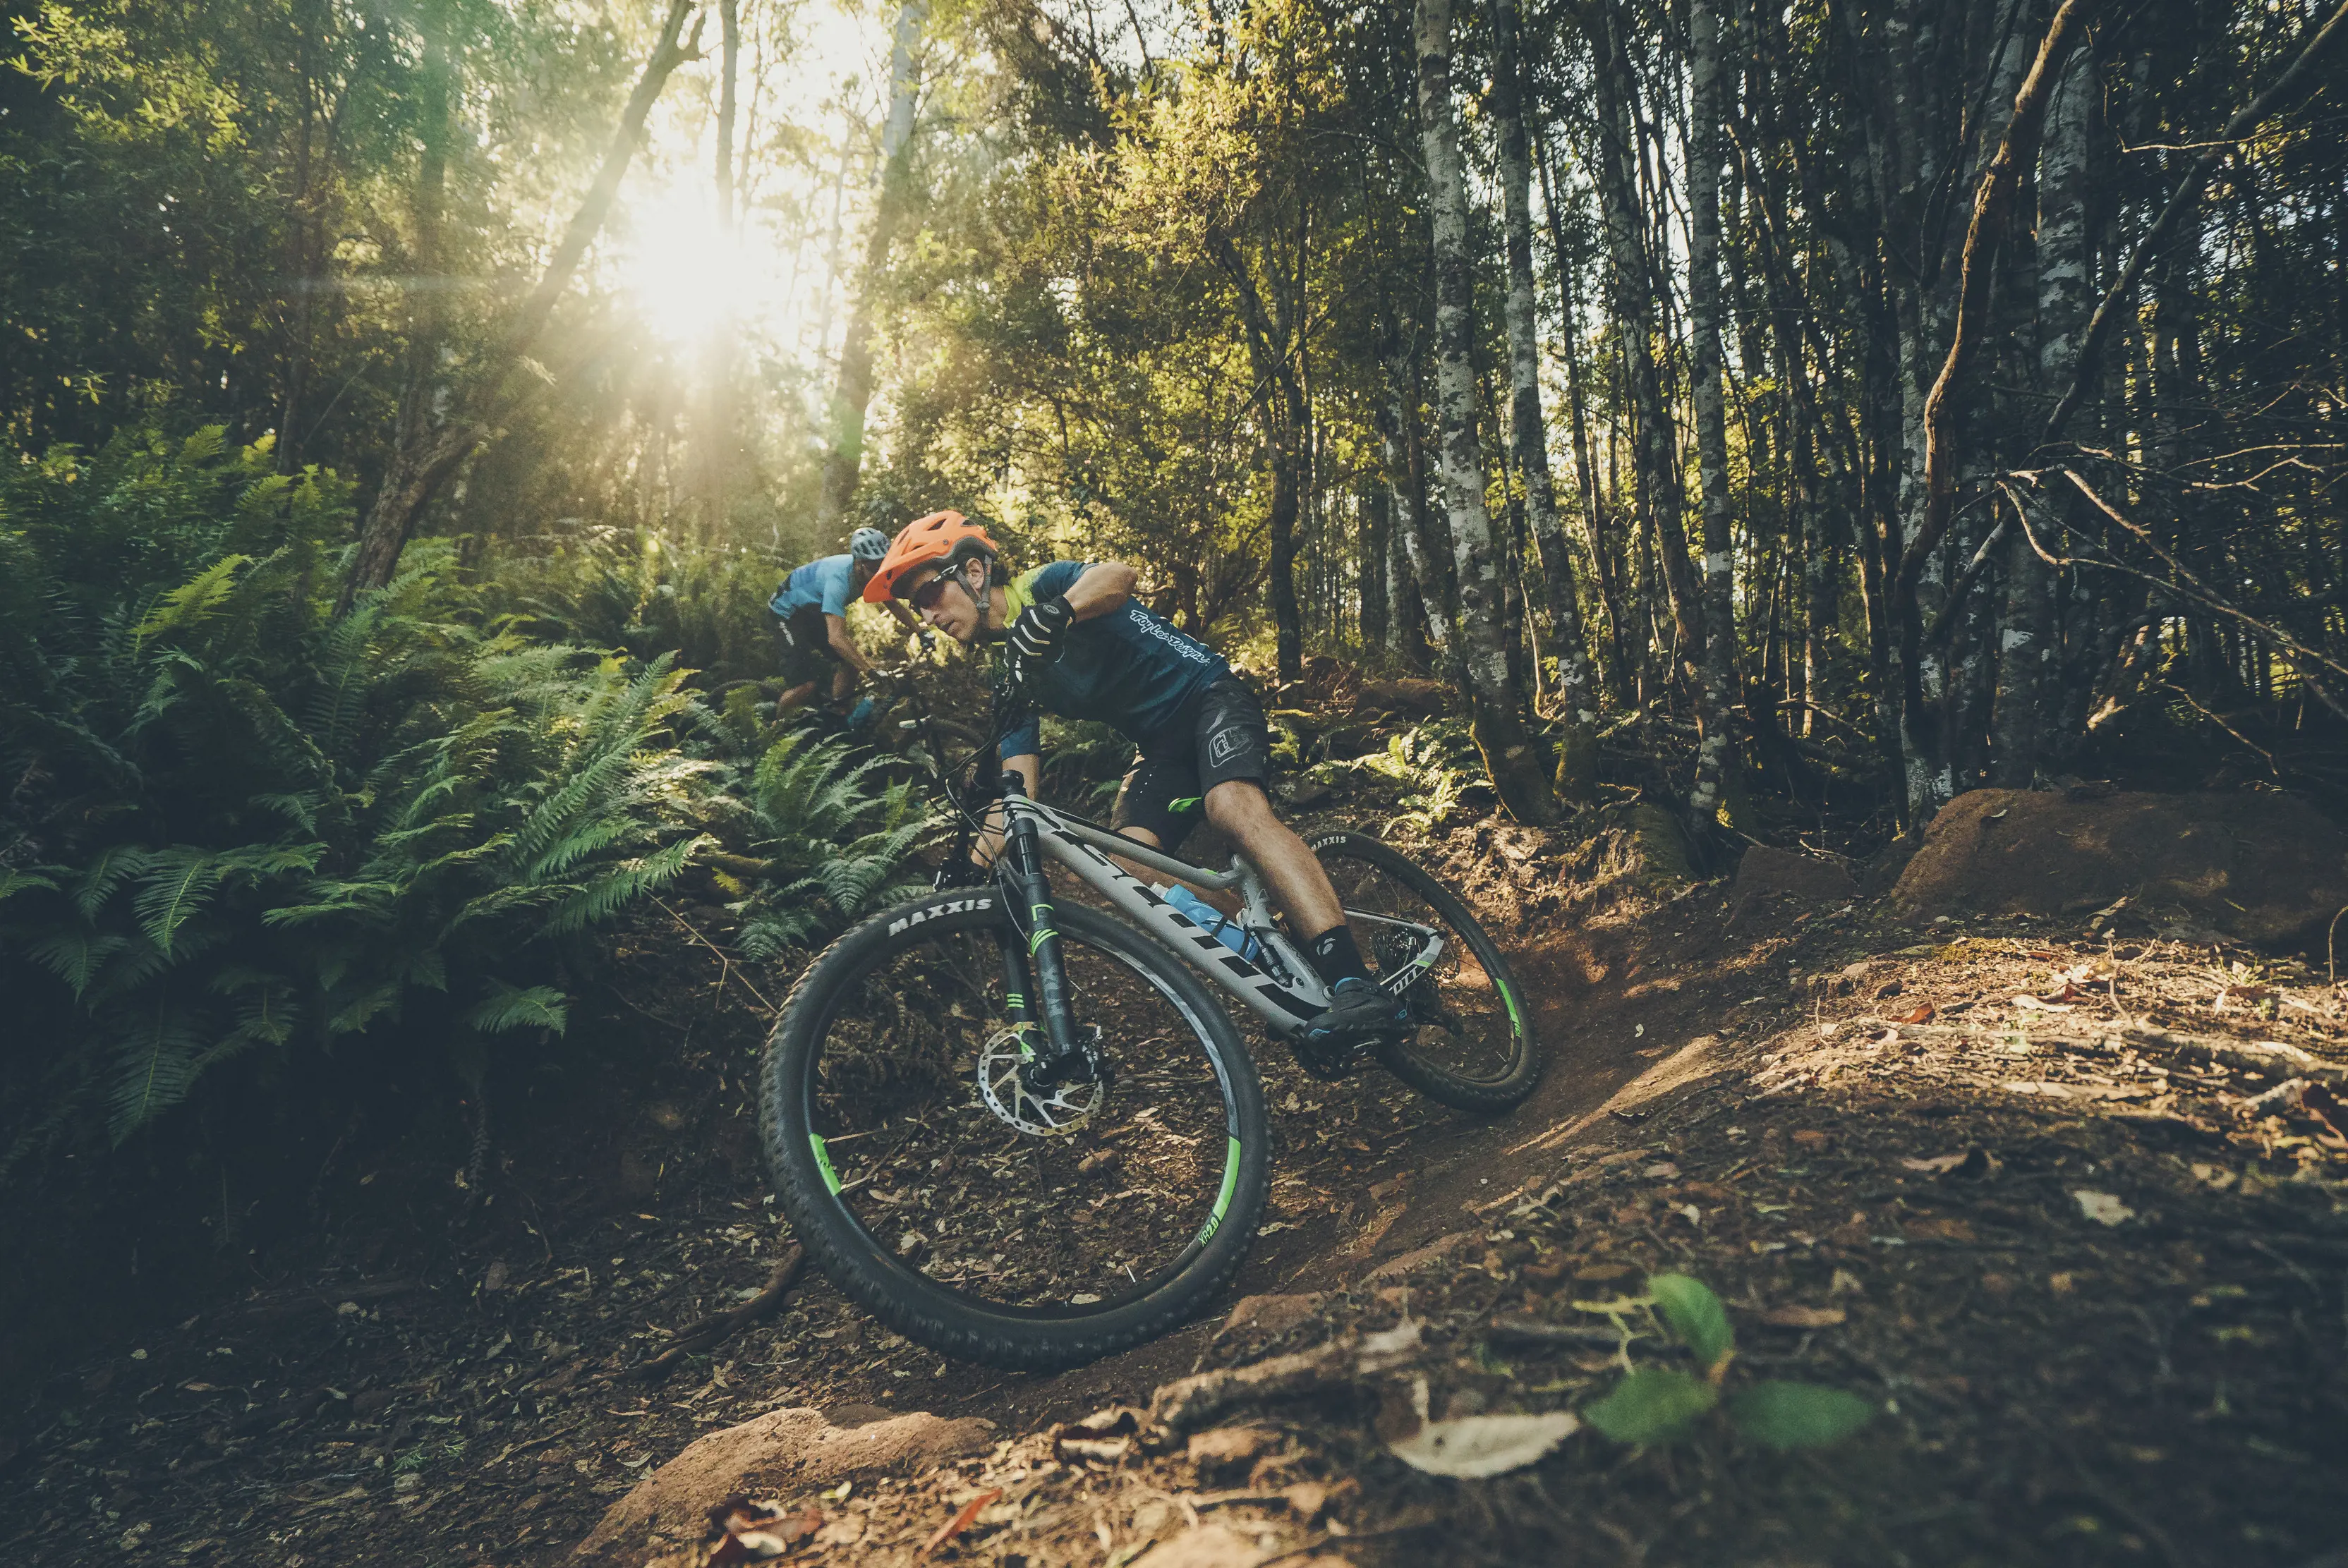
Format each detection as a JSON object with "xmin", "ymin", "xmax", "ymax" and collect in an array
[{"xmin": 861, "ymin": 510, "xmax": 1001, "ymax": 603}]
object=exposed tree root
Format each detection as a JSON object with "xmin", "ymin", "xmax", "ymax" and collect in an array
[{"xmin": 636, "ymin": 1244, "xmax": 806, "ymax": 1381}]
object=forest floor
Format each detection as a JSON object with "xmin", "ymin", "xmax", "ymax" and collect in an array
[{"xmin": 4, "ymin": 807, "xmax": 2347, "ymax": 1568}]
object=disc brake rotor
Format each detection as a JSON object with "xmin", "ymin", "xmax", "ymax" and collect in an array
[{"xmin": 977, "ymin": 1027, "xmax": 1102, "ymax": 1136}]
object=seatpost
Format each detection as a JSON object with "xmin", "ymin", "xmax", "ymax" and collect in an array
[{"xmin": 996, "ymin": 771, "xmax": 1084, "ymax": 1077}]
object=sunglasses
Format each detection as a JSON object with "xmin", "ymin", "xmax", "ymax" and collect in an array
[{"xmin": 907, "ymin": 566, "xmax": 960, "ymax": 613}]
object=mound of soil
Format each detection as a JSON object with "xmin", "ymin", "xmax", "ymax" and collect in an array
[
  {"xmin": 1893, "ymin": 788, "xmax": 2348, "ymax": 943},
  {"xmin": 577, "ymin": 1406, "xmax": 994, "ymax": 1564}
]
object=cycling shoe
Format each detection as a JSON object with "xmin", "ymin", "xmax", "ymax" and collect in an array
[{"xmin": 1294, "ymin": 976, "xmax": 1408, "ymax": 1077}]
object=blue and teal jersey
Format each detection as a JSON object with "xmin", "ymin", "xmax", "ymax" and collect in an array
[
  {"xmin": 769, "ymin": 554, "xmax": 854, "ymax": 620},
  {"xmin": 998, "ymin": 561, "xmax": 1228, "ymax": 759}
]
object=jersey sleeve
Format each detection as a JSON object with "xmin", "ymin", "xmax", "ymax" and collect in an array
[{"xmin": 1024, "ymin": 560, "xmax": 1087, "ymax": 601}]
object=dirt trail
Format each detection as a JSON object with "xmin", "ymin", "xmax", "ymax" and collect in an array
[
  {"xmin": 8, "ymin": 832, "xmax": 2345, "ymax": 1567},
  {"xmin": 0, "ymin": 835, "xmax": 1694, "ymax": 1567}
]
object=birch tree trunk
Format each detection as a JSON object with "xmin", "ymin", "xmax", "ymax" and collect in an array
[
  {"xmin": 1684, "ymin": 0, "xmax": 1740, "ymax": 834},
  {"xmin": 1995, "ymin": 42, "xmax": 2093, "ymax": 785},
  {"xmin": 1412, "ymin": 0, "xmax": 1554, "ymax": 825},
  {"xmin": 1490, "ymin": 0, "xmax": 1596, "ymax": 802},
  {"xmin": 814, "ymin": 0, "xmax": 924, "ymax": 532}
]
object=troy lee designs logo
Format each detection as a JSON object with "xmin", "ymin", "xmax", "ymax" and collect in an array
[
  {"xmin": 1126, "ymin": 604, "xmax": 1214, "ymax": 664},
  {"xmin": 888, "ymin": 896, "xmax": 993, "ymax": 934}
]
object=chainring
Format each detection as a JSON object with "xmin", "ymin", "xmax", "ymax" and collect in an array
[{"xmin": 976, "ymin": 1027, "xmax": 1103, "ymax": 1136}]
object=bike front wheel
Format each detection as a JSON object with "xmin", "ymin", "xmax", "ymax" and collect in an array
[
  {"xmin": 1306, "ymin": 829, "xmax": 1544, "ymax": 1113},
  {"xmin": 762, "ymin": 892, "xmax": 1270, "ymax": 1369}
]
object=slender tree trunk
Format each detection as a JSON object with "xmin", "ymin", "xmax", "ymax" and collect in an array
[
  {"xmin": 1892, "ymin": 0, "xmax": 2088, "ymax": 820},
  {"xmin": 1491, "ymin": 0, "xmax": 1594, "ymax": 801},
  {"xmin": 716, "ymin": 0, "xmax": 740, "ymax": 229},
  {"xmin": 342, "ymin": 0, "xmax": 700, "ymax": 606},
  {"xmin": 1412, "ymin": 0, "xmax": 1554, "ymax": 825},
  {"xmin": 1685, "ymin": 0, "xmax": 1740, "ymax": 834},
  {"xmin": 1995, "ymin": 43, "xmax": 2093, "ymax": 784},
  {"xmin": 1362, "ymin": 479, "xmax": 1391, "ymax": 655},
  {"xmin": 814, "ymin": 0, "xmax": 924, "ymax": 532},
  {"xmin": 1588, "ymin": 9, "xmax": 1702, "ymax": 683}
]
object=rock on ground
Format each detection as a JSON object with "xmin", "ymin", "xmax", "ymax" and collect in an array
[
  {"xmin": 1892, "ymin": 788, "xmax": 2348, "ymax": 943},
  {"xmin": 573, "ymin": 1406, "xmax": 993, "ymax": 1564}
]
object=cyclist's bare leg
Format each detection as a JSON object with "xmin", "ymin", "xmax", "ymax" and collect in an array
[
  {"xmin": 1202, "ymin": 780, "xmax": 1343, "ymax": 935},
  {"xmin": 775, "ymin": 679, "xmax": 820, "ymax": 714},
  {"xmin": 1103, "ymin": 825, "xmax": 1237, "ymax": 914}
]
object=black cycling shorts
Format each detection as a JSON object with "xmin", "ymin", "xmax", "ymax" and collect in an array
[
  {"xmin": 776, "ymin": 603, "xmax": 840, "ymax": 688},
  {"xmin": 1109, "ymin": 675, "xmax": 1272, "ymax": 850}
]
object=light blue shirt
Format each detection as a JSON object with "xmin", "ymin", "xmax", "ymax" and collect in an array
[{"xmin": 770, "ymin": 554, "xmax": 854, "ymax": 620}]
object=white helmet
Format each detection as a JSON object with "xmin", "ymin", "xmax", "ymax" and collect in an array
[{"xmin": 849, "ymin": 527, "xmax": 890, "ymax": 562}]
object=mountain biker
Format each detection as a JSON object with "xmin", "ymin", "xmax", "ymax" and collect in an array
[
  {"xmin": 770, "ymin": 527, "xmax": 925, "ymax": 727},
  {"xmin": 863, "ymin": 509, "xmax": 1408, "ymax": 1055}
]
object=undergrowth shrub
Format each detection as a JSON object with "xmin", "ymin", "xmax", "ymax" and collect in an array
[
  {"xmin": 728, "ymin": 732, "xmax": 933, "ymax": 955},
  {"xmin": 0, "ymin": 429, "xmax": 715, "ymax": 1166}
]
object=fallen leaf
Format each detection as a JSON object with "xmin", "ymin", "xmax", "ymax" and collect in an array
[
  {"xmin": 2011, "ymin": 995, "xmax": 2077, "ymax": 1013},
  {"xmin": 1906, "ymin": 1216, "xmax": 1975, "ymax": 1242},
  {"xmin": 2071, "ymin": 1190, "xmax": 2135, "ymax": 1227},
  {"xmin": 1900, "ymin": 1003, "xmax": 1936, "ymax": 1025},
  {"xmin": 1791, "ymin": 1131, "xmax": 1830, "ymax": 1151},
  {"xmin": 1386, "ymin": 1410, "xmax": 1581, "ymax": 1477},
  {"xmin": 1901, "ymin": 1148, "xmax": 1994, "ymax": 1178},
  {"xmin": 1758, "ymin": 1305, "xmax": 1846, "ymax": 1329},
  {"xmin": 915, "ymin": 1488, "xmax": 1001, "ymax": 1561}
]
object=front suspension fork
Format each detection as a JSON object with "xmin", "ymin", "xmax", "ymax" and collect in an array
[{"xmin": 995, "ymin": 775, "xmax": 1092, "ymax": 1086}]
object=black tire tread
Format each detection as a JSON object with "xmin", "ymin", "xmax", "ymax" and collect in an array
[
  {"xmin": 1307, "ymin": 829, "xmax": 1544, "ymax": 1113},
  {"xmin": 761, "ymin": 894, "xmax": 1269, "ymax": 1370}
]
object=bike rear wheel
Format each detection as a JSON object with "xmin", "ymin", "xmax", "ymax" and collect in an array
[
  {"xmin": 1305, "ymin": 829, "xmax": 1542, "ymax": 1112},
  {"xmin": 762, "ymin": 892, "xmax": 1269, "ymax": 1369}
]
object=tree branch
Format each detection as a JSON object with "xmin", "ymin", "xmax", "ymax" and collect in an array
[{"xmin": 2039, "ymin": 0, "xmax": 2348, "ymax": 447}]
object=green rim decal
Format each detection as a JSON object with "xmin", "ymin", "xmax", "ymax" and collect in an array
[
  {"xmin": 1194, "ymin": 1136, "xmax": 1241, "ymax": 1246},
  {"xmin": 1496, "ymin": 974, "xmax": 1524, "ymax": 1035},
  {"xmin": 809, "ymin": 1133, "xmax": 842, "ymax": 1195}
]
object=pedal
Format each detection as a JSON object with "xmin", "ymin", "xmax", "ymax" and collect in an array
[{"xmin": 1292, "ymin": 1033, "xmax": 1369, "ymax": 1082}]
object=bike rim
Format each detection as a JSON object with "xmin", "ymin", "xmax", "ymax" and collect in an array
[
  {"xmin": 797, "ymin": 916, "xmax": 1246, "ymax": 1318},
  {"xmin": 1320, "ymin": 849, "xmax": 1525, "ymax": 1087}
]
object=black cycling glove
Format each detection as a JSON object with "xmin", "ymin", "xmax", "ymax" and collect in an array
[{"xmin": 1007, "ymin": 595, "xmax": 1074, "ymax": 662}]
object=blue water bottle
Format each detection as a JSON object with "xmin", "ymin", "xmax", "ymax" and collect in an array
[{"xmin": 1163, "ymin": 885, "xmax": 1265, "ymax": 963}]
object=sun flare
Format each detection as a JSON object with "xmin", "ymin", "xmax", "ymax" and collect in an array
[{"xmin": 617, "ymin": 181, "xmax": 751, "ymax": 344}]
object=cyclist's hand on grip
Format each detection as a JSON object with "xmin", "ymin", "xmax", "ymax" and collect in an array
[{"xmin": 1007, "ymin": 596, "xmax": 1072, "ymax": 663}]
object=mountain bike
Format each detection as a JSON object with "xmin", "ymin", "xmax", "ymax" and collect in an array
[{"xmin": 759, "ymin": 664, "xmax": 1541, "ymax": 1368}]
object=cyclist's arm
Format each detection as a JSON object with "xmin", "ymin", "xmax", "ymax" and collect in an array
[
  {"xmin": 883, "ymin": 598, "xmax": 924, "ymax": 634},
  {"xmin": 969, "ymin": 751, "xmax": 1041, "ymax": 869},
  {"xmin": 1058, "ymin": 562, "xmax": 1137, "ymax": 621},
  {"xmin": 825, "ymin": 612, "xmax": 875, "ymax": 675}
]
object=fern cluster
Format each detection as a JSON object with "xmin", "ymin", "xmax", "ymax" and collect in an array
[
  {"xmin": 724, "ymin": 731, "xmax": 935, "ymax": 956},
  {"xmin": 0, "ymin": 429, "xmax": 713, "ymax": 1160}
]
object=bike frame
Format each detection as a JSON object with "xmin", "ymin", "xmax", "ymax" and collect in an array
[{"xmin": 987, "ymin": 779, "xmax": 1446, "ymax": 1045}]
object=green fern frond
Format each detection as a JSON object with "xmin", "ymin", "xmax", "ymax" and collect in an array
[
  {"xmin": 107, "ymin": 1003, "xmax": 212, "ymax": 1144},
  {"xmin": 131, "ymin": 849, "xmax": 225, "ymax": 956},
  {"xmin": 541, "ymin": 832, "xmax": 710, "ymax": 937},
  {"xmin": 0, "ymin": 866, "xmax": 61, "ymax": 906},
  {"xmin": 134, "ymin": 554, "xmax": 252, "ymax": 644},
  {"xmin": 28, "ymin": 930, "xmax": 129, "ymax": 998},
  {"xmin": 464, "ymin": 980, "xmax": 569, "ymax": 1036}
]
